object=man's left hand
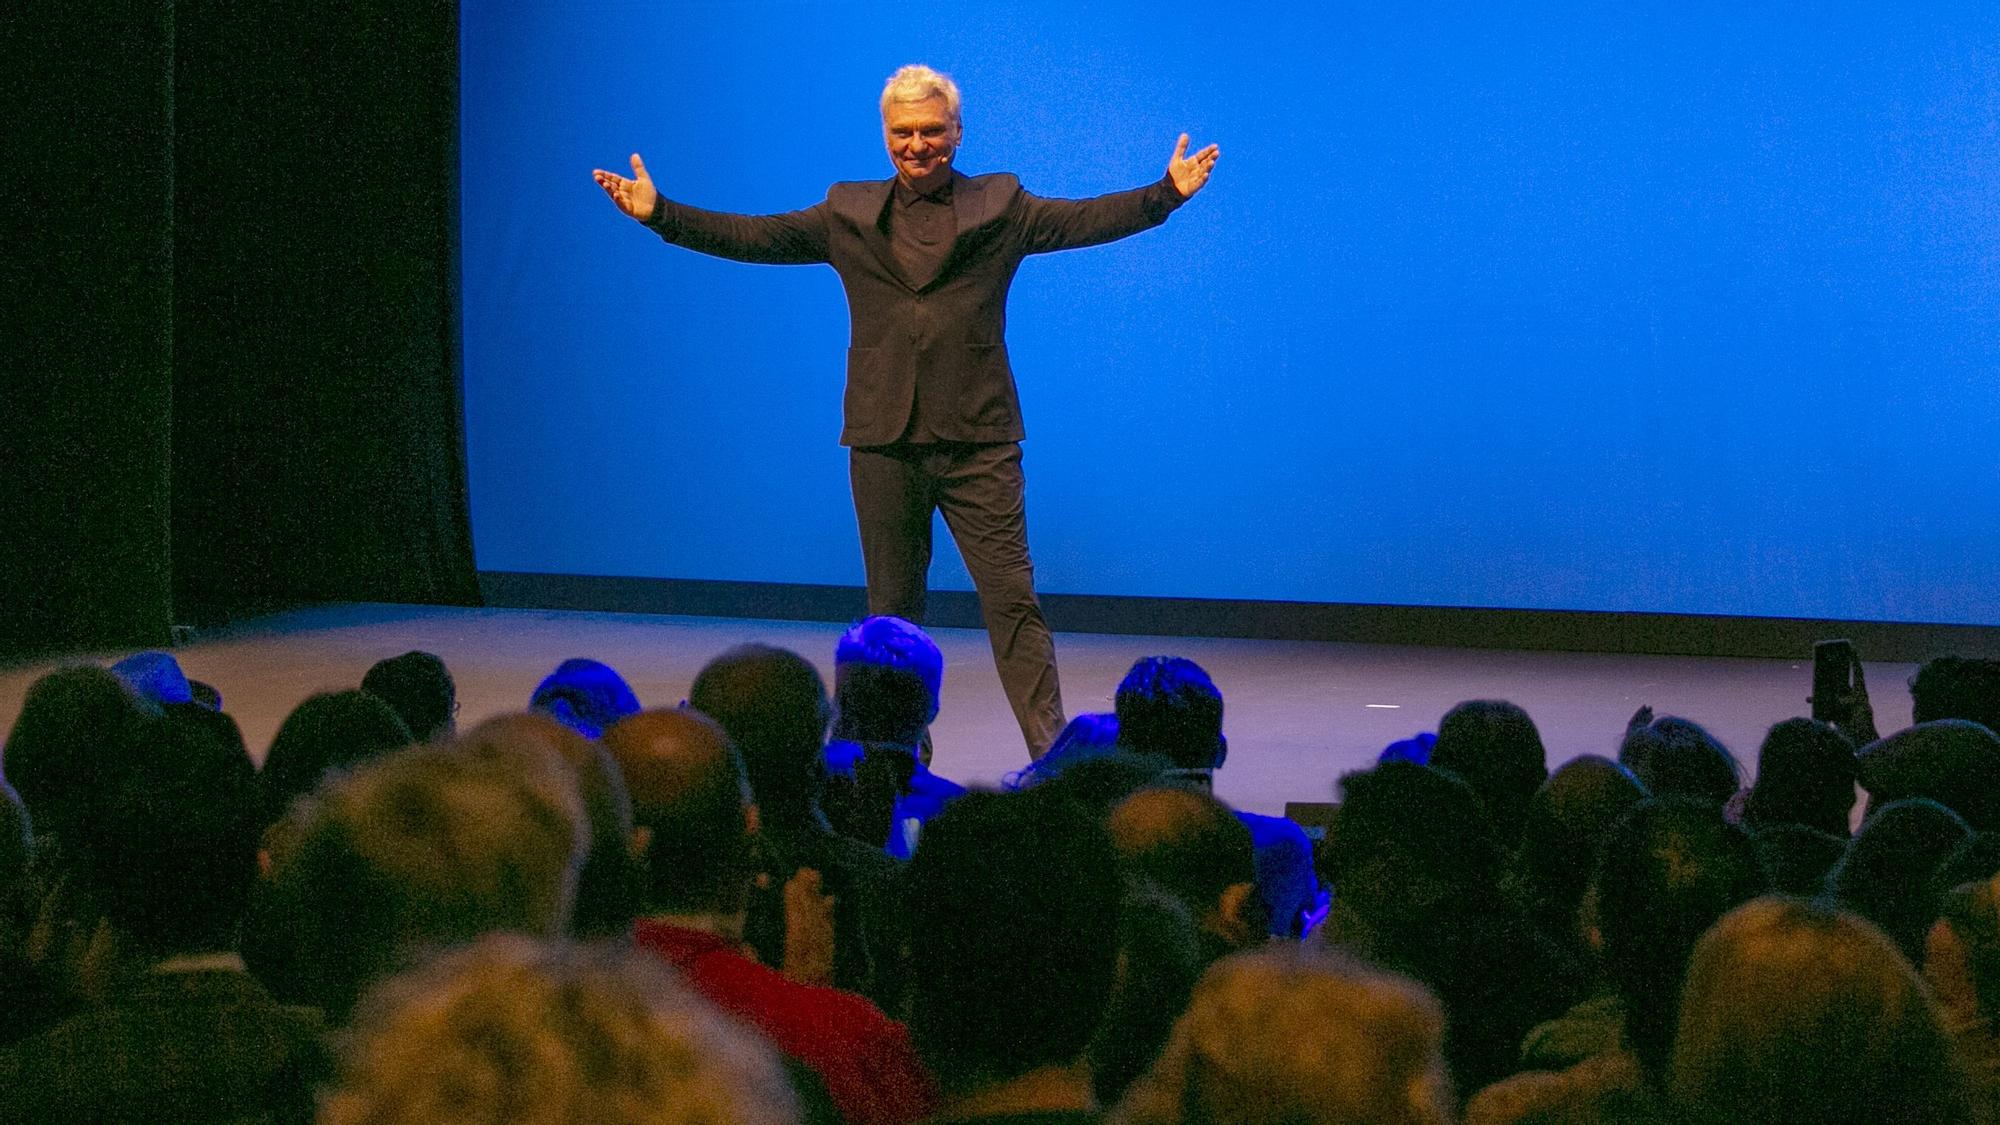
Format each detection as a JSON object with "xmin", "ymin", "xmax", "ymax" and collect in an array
[{"xmin": 1167, "ymin": 133, "xmax": 1221, "ymax": 199}]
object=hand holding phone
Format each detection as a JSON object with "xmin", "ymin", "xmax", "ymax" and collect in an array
[
  {"xmin": 1810, "ymin": 638, "xmax": 1881, "ymax": 744},
  {"xmin": 1811, "ymin": 640, "xmax": 1855, "ymax": 723}
]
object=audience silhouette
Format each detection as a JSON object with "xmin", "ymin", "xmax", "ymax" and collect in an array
[{"xmin": 1, "ymin": 638, "xmax": 1996, "ymax": 1123}]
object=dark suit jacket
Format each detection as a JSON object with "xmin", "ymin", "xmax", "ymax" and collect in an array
[{"xmin": 647, "ymin": 170, "xmax": 1185, "ymax": 446}]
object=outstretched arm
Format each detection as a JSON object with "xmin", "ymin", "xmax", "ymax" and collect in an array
[
  {"xmin": 591, "ymin": 151, "xmax": 830, "ymax": 265},
  {"xmin": 1016, "ymin": 133, "xmax": 1220, "ymax": 255}
]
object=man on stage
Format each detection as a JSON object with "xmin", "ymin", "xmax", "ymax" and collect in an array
[{"xmin": 594, "ymin": 64, "xmax": 1218, "ymax": 757}]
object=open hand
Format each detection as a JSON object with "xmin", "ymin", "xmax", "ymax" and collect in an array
[
  {"xmin": 1626, "ymin": 704, "xmax": 1655, "ymax": 736},
  {"xmin": 1167, "ymin": 133, "xmax": 1220, "ymax": 199},
  {"xmin": 779, "ymin": 867, "xmax": 836, "ymax": 987},
  {"xmin": 592, "ymin": 153, "xmax": 659, "ymax": 222}
]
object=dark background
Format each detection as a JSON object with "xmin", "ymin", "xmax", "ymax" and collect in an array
[{"xmin": 4, "ymin": 1, "xmax": 475, "ymax": 662}]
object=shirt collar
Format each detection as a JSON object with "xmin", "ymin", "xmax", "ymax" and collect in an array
[{"xmin": 894, "ymin": 173, "xmax": 954, "ymax": 207}]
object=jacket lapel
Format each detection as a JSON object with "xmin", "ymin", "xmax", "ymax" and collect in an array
[
  {"xmin": 836, "ymin": 172, "xmax": 999, "ymax": 292},
  {"xmin": 843, "ymin": 179, "xmax": 912, "ymax": 291},
  {"xmin": 928, "ymin": 171, "xmax": 1011, "ymax": 292}
]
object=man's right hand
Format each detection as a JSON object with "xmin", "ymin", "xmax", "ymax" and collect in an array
[{"xmin": 592, "ymin": 153, "xmax": 659, "ymax": 222}]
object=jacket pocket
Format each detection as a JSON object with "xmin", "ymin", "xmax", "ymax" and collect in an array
[{"xmin": 843, "ymin": 347, "xmax": 879, "ymax": 427}]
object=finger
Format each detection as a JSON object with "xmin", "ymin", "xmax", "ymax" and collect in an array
[
  {"xmin": 1172, "ymin": 133, "xmax": 1189, "ymax": 162},
  {"xmin": 631, "ymin": 153, "xmax": 651, "ymax": 181}
]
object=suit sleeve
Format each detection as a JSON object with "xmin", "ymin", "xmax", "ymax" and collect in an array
[
  {"xmin": 1014, "ymin": 173, "xmax": 1187, "ymax": 255},
  {"xmin": 645, "ymin": 194, "xmax": 832, "ymax": 265}
]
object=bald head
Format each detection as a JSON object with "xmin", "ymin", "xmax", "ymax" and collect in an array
[
  {"xmin": 600, "ymin": 710, "xmax": 751, "ymax": 914},
  {"xmin": 1108, "ymin": 787, "xmax": 1256, "ymax": 948},
  {"xmin": 688, "ymin": 645, "xmax": 830, "ymax": 827}
]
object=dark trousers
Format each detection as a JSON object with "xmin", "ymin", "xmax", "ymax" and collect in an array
[{"xmin": 849, "ymin": 442, "xmax": 1065, "ymax": 757}]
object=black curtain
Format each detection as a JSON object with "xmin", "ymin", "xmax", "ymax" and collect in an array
[
  {"xmin": 3, "ymin": 2, "xmax": 177, "ymax": 659},
  {"xmin": 4, "ymin": 1, "xmax": 475, "ymax": 662}
]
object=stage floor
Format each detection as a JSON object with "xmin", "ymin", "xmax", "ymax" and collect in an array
[{"xmin": 0, "ymin": 603, "xmax": 1916, "ymax": 817}]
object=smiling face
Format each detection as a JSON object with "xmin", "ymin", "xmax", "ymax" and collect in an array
[{"xmin": 882, "ymin": 95, "xmax": 961, "ymax": 191}]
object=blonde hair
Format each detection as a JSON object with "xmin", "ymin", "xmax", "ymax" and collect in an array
[
  {"xmin": 264, "ymin": 741, "xmax": 588, "ymax": 1018},
  {"xmin": 324, "ymin": 934, "xmax": 799, "ymax": 1125},
  {"xmin": 881, "ymin": 64, "xmax": 961, "ymax": 120},
  {"xmin": 1115, "ymin": 946, "xmax": 1452, "ymax": 1125},
  {"xmin": 1671, "ymin": 896, "xmax": 1975, "ymax": 1124}
]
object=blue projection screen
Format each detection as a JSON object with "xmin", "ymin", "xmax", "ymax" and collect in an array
[{"xmin": 461, "ymin": 3, "xmax": 2000, "ymax": 626}]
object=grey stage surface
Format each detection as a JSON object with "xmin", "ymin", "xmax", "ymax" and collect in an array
[{"xmin": 0, "ymin": 603, "xmax": 1917, "ymax": 818}]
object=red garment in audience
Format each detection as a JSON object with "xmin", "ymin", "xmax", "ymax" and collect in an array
[{"xmin": 634, "ymin": 919, "xmax": 936, "ymax": 1125}]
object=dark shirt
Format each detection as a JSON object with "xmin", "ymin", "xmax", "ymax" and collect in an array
[
  {"xmin": 0, "ymin": 964, "xmax": 326, "ymax": 1125},
  {"xmin": 889, "ymin": 175, "xmax": 956, "ymax": 442},
  {"xmin": 890, "ymin": 175, "xmax": 956, "ymax": 290}
]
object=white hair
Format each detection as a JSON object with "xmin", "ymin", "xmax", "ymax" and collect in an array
[
  {"xmin": 325, "ymin": 935, "xmax": 801, "ymax": 1125},
  {"xmin": 881, "ymin": 64, "xmax": 961, "ymax": 120}
]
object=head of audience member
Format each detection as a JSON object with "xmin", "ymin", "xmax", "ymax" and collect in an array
[
  {"xmin": 258, "ymin": 689, "xmax": 414, "ymax": 830},
  {"xmin": 1429, "ymin": 699, "xmax": 1549, "ymax": 848},
  {"xmin": 0, "ymin": 781, "xmax": 32, "ymax": 939},
  {"xmin": 188, "ymin": 679, "xmax": 223, "ymax": 711},
  {"xmin": 903, "ymin": 788, "xmax": 1123, "ymax": 1105},
  {"xmin": 601, "ymin": 709, "xmax": 755, "ymax": 920},
  {"xmin": 1743, "ymin": 717, "xmax": 1856, "ymax": 837},
  {"xmin": 1618, "ymin": 715, "xmax": 1741, "ymax": 806},
  {"xmin": 324, "ymin": 934, "xmax": 800, "ymax": 1125},
  {"xmin": 1089, "ymin": 888, "xmax": 1201, "ymax": 1108},
  {"xmin": 1003, "ymin": 712, "xmax": 1121, "ymax": 790},
  {"xmin": 1325, "ymin": 761, "xmax": 1502, "ymax": 904},
  {"xmin": 1054, "ymin": 711, "xmax": 1122, "ymax": 757},
  {"xmin": 821, "ymin": 748, "xmax": 911, "ymax": 851},
  {"xmin": 1118, "ymin": 947, "xmax": 1452, "ymax": 1125},
  {"xmin": 2, "ymin": 665, "xmax": 156, "ymax": 848},
  {"xmin": 1116, "ymin": 657, "xmax": 1225, "ymax": 773},
  {"xmin": 832, "ymin": 616, "xmax": 942, "ymax": 752},
  {"xmin": 1107, "ymin": 787, "xmax": 1261, "ymax": 964},
  {"xmin": 1750, "ymin": 822, "xmax": 1848, "ymax": 896},
  {"xmin": 1829, "ymin": 796, "xmax": 1972, "ymax": 964},
  {"xmin": 460, "ymin": 712, "xmax": 637, "ymax": 939},
  {"xmin": 1325, "ymin": 761, "xmax": 1584, "ymax": 1091},
  {"xmin": 1911, "ymin": 655, "xmax": 2000, "ymax": 733},
  {"xmin": 1924, "ymin": 867, "xmax": 2000, "ymax": 1067},
  {"xmin": 1855, "ymin": 719, "xmax": 2000, "ymax": 831},
  {"xmin": 1934, "ymin": 831, "xmax": 2000, "ymax": 897},
  {"xmin": 1509, "ymin": 754, "xmax": 1647, "ymax": 952},
  {"xmin": 260, "ymin": 742, "xmax": 587, "ymax": 1021},
  {"xmin": 1671, "ymin": 897, "xmax": 1975, "ymax": 1125},
  {"xmin": 361, "ymin": 651, "xmax": 458, "ymax": 743},
  {"xmin": 1377, "ymin": 730, "xmax": 1437, "ymax": 766},
  {"xmin": 688, "ymin": 645, "xmax": 832, "ymax": 831},
  {"xmin": 78, "ymin": 706, "xmax": 261, "ymax": 961},
  {"xmin": 0, "ymin": 778, "xmax": 26, "ymax": 866},
  {"xmin": 1590, "ymin": 798, "xmax": 1766, "ymax": 1081},
  {"xmin": 528, "ymin": 657, "xmax": 641, "ymax": 739},
  {"xmin": 1034, "ymin": 751, "xmax": 1173, "ymax": 818},
  {"xmin": 108, "ymin": 650, "xmax": 194, "ymax": 709}
]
